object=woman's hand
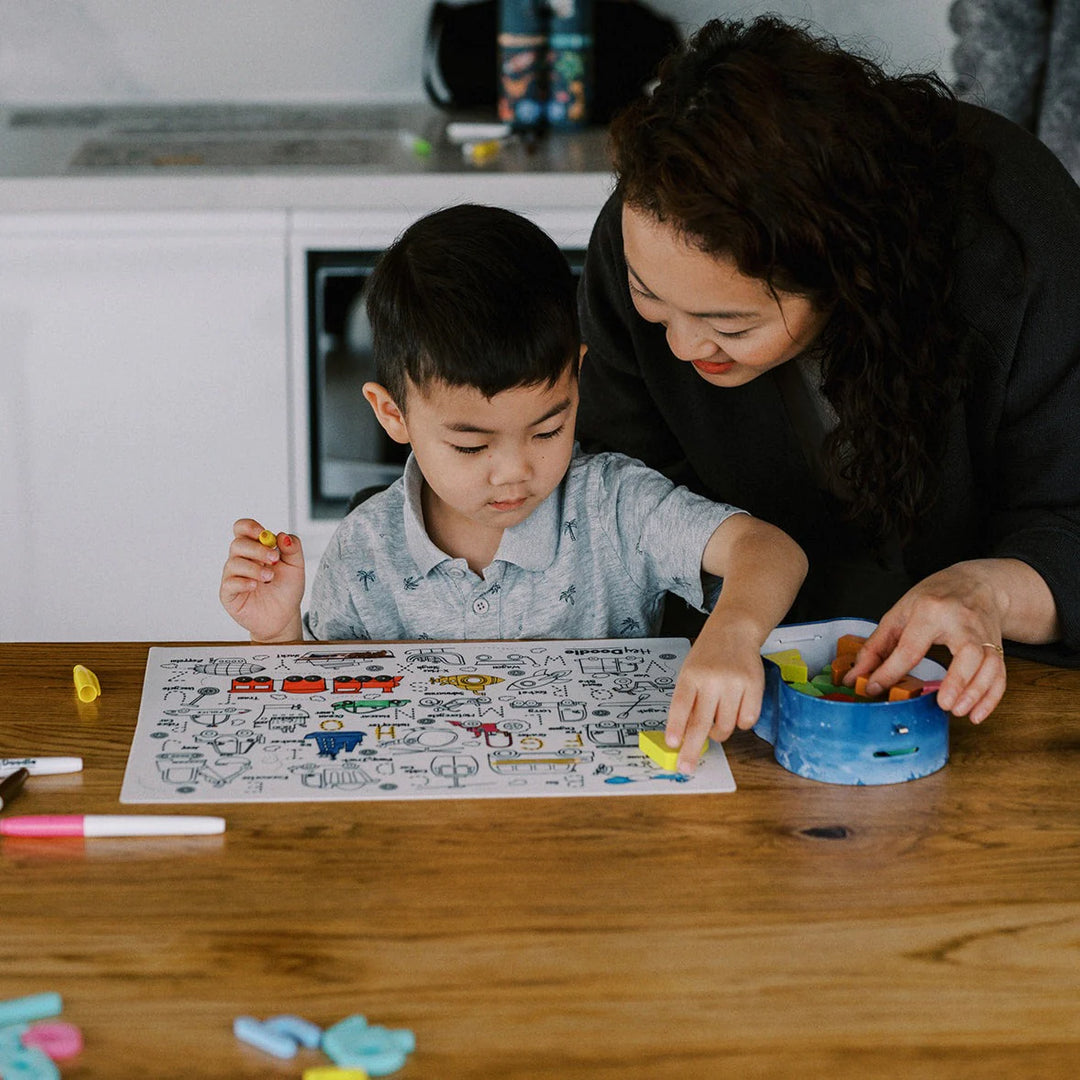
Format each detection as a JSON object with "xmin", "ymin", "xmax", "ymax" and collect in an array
[
  {"xmin": 845, "ymin": 560, "xmax": 1023, "ymax": 722},
  {"xmin": 219, "ymin": 518, "xmax": 306, "ymax": 643}
]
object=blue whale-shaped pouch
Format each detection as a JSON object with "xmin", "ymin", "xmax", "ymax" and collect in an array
[{"xmin": 754, "ymin": 618, "xmax": 949, "ymax": 785}]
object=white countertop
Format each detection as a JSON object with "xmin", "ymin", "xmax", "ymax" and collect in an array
[{"xmin": 0, "ymin": 102, "xmax": 614, "ymax": 213}]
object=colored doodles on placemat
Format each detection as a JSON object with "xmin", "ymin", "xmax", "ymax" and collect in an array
[{"xmin": 120, "ymin": 639, "xmax": 738, "ymax": 803}]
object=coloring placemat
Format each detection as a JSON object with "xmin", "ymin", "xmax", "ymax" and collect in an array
[{"xmin": 120, "ymin": 639, "xmax": 736, "ymax": 803}]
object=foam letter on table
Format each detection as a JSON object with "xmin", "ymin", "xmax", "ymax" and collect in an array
[
  {"xmin": 763, "ymin": 648, "xmax": 808, "ymax": 683},
  {"xmin": 322, "ymin": 1015, "xmax": 415, "ymax": 1076},
  {"xmin": 233, "ymin": 1016, "xmax": 298, "ymax": 1058},
  {"xmin": 638, "ymin": 729, "xmax": 707, "ymax": 772}
]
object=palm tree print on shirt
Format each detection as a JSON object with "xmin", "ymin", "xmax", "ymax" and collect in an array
[
  {"xmin": 560, "ymin": 584, "xmax": 577, "ymax": 605},
  {"xmin": 356, "ymin": 569, "xmax": 376, "ymax": 591}
]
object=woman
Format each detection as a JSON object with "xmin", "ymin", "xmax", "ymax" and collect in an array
[{"xmin": 576, "ymin": 16, "xmax": 1080, "ymax": 725}]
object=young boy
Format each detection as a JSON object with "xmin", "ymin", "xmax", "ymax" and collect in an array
[{"xmin": 220, "ymin": 204, "xmax": 807, "ymax": 771}]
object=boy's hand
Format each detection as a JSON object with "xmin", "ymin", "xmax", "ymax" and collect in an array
[
  {"xmin": 219, "ymin": 518, "xmax": 305, "ymax": 642},
  {"xmin": 665, "ymin": 624, "xmax": 765, "ymax": 774}
]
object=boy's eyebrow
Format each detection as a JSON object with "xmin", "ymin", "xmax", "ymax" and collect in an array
[
  {"xmin": 625, "ymin": 257, "xmax": 759, "ymax": 321},
  {"xmin": 444, "ymin": 397, "xmax": 573, "ymax": 434}
]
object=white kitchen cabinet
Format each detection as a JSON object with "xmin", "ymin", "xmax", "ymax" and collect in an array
[{"xmin": 0, "ymin": 211, "xmax": 290, "ymax": 641}]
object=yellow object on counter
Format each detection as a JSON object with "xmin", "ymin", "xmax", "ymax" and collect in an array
[
  {"xmin": 464, "ymin": 138, "xmax": 503, "ymax": 164},
  {"xmin": 638, "ymin": 728, "xmax": 707, "ymax": 771},
  {"xmin": 73, "ymin": 664, "xmax": 101, "ymax": 703}
]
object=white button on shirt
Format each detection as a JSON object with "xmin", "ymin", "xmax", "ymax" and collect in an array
[{"xmin": 472, "ymin": 597, "xmax": 490, "ymax": 615}]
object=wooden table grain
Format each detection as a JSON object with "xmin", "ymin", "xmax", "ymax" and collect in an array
[{"xmin": 1, "ymin": 642, "xmax": 1078, "ymax": 1079}]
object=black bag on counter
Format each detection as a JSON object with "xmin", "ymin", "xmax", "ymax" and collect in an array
[{"xmin": 422, "ymin": 0, "xmax": 681, "ymax": 122}]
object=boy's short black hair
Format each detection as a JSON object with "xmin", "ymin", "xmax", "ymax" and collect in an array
[{"xmin": 365, "ymin": 203, "xmax": 580, "ymax": 408}]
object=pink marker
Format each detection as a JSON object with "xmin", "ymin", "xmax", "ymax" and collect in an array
[{"xmin": 0, "ymin": 814, "xmax": 225, "ymax": 838}]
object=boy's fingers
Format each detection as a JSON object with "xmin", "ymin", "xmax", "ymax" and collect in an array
[
  {"xmin": 664, "ymin": 683, "xmax": 695, "ymax": 747},
  {"xmin": 734, "ymin": 681, "xmax": 763, "ymax": 731},
  {"xmin": 277, "ymin": 533, "xmax": 304, "ymax": 566},
  {"xmin": 677, "ymin": 711, "xmax": 711, "ymax": 773},
  {"xmin": 222, "ymin": 554, "xmax": 274, "ymax": 586},
  {"xmin": 677, "ymin": 745, "xmax": 704, "ymax": 775},
  {"xmin": 233, "ymin": 517, "xmax": 264, "ymax": 539},
  {"xmin": 219, "ymin": 573, "xmax": 258, "ymax": 608},
  {"xmin": 680, "ymin": 695, "xmax": 734, "ymax": 773},
  {"xmin": 667, "ymin": 686, "xmax": 708, "ymax": 772}
]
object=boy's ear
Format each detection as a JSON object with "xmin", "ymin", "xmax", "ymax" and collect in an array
[
  {"xmin": 578, "ymin": 343, "xmax": 588, "ymax": 369},
  {"xmin": 362, "ymin": 382, "xmax": 410, "ymax": 444}
]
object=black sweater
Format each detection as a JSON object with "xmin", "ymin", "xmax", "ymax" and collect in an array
[{"xmin": 577, "ymin": 104, "xmax": 1080, "ymax": 666}]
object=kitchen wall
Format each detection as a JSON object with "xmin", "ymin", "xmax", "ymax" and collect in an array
[{"xmin": 0, "ymin": 1, "xmax": 957, "ymax": 105}]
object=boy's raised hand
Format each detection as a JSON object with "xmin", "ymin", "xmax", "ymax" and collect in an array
[
  {"xmin": 664, "ymin": 621, "xmax": 765, "ymax": 774},
  {"xmin": 219, "ymin": 518, "xmax": 305, "ymax": 642}
]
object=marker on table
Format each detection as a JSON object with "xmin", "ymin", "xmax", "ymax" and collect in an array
[
  {"xmin": 0, "ymin": 767, "xmax": 29, "ymax": 811},
  {"xmin": 0, "ymin": 756, "xmax": 83, "ymax": 778},
  {"xmin": 258, "ymin": 529, "xmax": 278, "ymax": 548},
  {"xmin": 0, "ymin": 814, "xmax": 226, "ymax": 838}
]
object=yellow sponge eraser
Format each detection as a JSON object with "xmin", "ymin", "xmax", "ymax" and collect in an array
[
  {"xmin": 763, "ymin": 648, "xmax": 808, "ymax": 684},
  {"xmin": 638, "ymin": 729, "xmax": 707, "ymax": 771}
]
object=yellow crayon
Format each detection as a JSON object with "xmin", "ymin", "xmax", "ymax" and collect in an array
[
  {"xmin": 73, "ymin": 664, "xmax": 101, "ymax": 703},
  {"xmin": 258, "ymin": 530, "xmax": 277, "ymax": 548}
]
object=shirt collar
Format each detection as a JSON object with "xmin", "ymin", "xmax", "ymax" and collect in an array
[
  {"xmin": 402, "ymin": 452, "xmax": 561, "ymax": 576},
  {"xmin": 402, "ymin": 454, "xmax": 447, "ymax": 576}
]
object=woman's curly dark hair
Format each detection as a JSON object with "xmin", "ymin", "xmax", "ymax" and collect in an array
[{"xmin": 610, "ymin": 15, "xmax": 972, "ymax": 543}]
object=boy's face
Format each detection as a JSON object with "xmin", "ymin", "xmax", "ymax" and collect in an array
[{"xmin": 365, "ymin": 365, "xmax": 579, "ymax": 538}]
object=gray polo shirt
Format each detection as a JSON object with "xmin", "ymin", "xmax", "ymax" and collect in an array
[{"xmin": 303, "ymin": 448, "xmax": 744, "ymax": 641}]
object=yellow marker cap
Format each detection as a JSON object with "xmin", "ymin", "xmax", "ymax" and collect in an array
[
  {"xmin": 73, "ymin": 664, "xmax": 101, "ymax": 703},
  {"xmin": 258, "ymin": 530, "xmax": 277, "ymax": 548}
]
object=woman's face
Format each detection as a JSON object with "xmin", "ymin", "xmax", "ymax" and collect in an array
[{"xmin": 621, "ymin": 205, "xmax": 829, "ymax": 388}]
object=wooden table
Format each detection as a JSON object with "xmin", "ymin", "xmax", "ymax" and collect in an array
[{"xmin": 1, "ymin": 642, "xmax": 1078, "ymax": 1079}]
